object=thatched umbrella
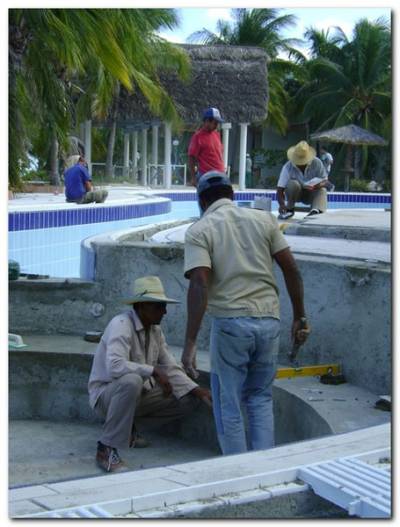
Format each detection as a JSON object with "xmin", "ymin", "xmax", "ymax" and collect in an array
[
  {"xmin": 310, "ymin": 124, "xmax": 388, "ymax": 190},
  {"xmin": 111, "ymin": 44, "xmax": 269, "ymax": 128}
]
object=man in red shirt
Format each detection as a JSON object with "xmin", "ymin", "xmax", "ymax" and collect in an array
[{"xmin": 188, "ymin": 108, "xmax": 226, "ymax": 187}]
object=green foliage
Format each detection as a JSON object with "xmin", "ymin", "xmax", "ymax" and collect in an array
[
  {"xmin": 9, "ymin": 8, "xmax": 188, "ymax": 188},
  {"xmin": 252, "ymin": 148, "xmax": 286, "ymax": 169},
  {"xmin": 349, "ymin": 179, "xmax": 370, "ymax": 192},
  {"xmin": 263, "ymin": 175, "xmax": 279, "ymax": 188},
  {"xmin": 294, "ymin": 18, "xmax": 391, "ymax": 177}
]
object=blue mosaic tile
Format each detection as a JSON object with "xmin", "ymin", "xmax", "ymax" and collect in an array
[{"xmin": 9, "ymin": 214, "xmax": 15, "ymax": 231}]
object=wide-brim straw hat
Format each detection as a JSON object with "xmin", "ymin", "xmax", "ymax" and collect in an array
[
  {"xmin": 122, "ymin": 276, "xmax": 179, "ymax": 304},
  {"xmin": 287, "ymin": 141, "xmax": 316, "ymax": 165}
]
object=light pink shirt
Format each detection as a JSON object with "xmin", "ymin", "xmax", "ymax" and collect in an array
[{"xmin": 88, "ymin": 309, "xmax": 197, "ymax": 408}]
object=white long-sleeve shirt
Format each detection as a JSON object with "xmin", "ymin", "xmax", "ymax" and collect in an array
[{"xmin": 88, "ymin": 309, "xmax": 198, "ymax": 408}]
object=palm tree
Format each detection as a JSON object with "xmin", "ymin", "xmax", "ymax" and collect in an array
[
  {"xmin": 76, "ymin": 9, "xmax": 190, "ymax": 179},
  {"xmin": 295, "ymin": 18, "xmax": 391, "ymax": 177},
  {"xmin": 188, "ymin": 8, "xmax": 304, "ymax": 135},
  {"xmin": 296, "ymin": 18, "xmax": 390, "ymax": 133},
  {"xmin": 9, "ymin": 9, "xmax": 190, "ymax": 187}
]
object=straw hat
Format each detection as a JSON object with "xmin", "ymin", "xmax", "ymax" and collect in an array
[
  {"xmin": 287, "ymin": 141, "xmax": 316, "ymax": 165},
  {"xmin": 122, "ymin": 276, "xmax": 179, "ymax": 304}
]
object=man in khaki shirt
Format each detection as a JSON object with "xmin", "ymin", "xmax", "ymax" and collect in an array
[
  {"xmin": 182, "ymin": 172, "xmax": 309, "ymax": 455},
  {"xmin": 88, "ymin": 276, "xmax": 211, "ymax": 473}
]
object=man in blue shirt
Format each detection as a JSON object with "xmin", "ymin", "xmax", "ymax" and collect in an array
[{"xmin": 64, "ymin": 157, "xmax": 108, "ymax": 204}]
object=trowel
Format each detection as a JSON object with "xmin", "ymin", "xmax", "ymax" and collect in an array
[{"xmin": 287, "ymin": 317, "xmax": 309, "ymax": 368}]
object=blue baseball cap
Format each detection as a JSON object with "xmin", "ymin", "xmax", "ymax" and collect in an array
[
  {"xmin": 197, "ymin": 171, "xmax": 232, "ymax": 196},
  {"xmin": 202, "ymin": 107, "xmax": 224, "ymax": 123}
]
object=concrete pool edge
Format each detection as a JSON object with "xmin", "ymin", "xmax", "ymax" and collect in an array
[{"xmin": 11, "ymin": 424, "xmax": 390, "ymax": 518}]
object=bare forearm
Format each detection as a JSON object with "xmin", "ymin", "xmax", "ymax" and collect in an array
[
  {"xmin": 277, "ymin": 188, "xmax": 286, "ymax": 209},
  {"xmin": 185, "ymin": 278, "xmax": 208, "ymax": 345},
  {"xmin": 283, "ymin": 264, "xmax": 305, "ymax": 319},
  {"xmin": 188, "ymin": 157, "xmax": 197, "ymax": 184}
]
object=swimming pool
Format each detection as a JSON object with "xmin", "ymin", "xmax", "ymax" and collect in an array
[{"xmin": 8, "ymin": 194, "xmax": 391, "ymax": 278}]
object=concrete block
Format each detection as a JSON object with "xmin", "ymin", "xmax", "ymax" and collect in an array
[
  {"xmin": 47, "ymin": 466, "xmax": 179, "ymax": 493},
  {"xmin": 9, "ymin": 499, "xmax": 47, "ymax": 518},
  {"xmin": 136, "ymin": 505, "xmax": 176, "ymax": 518},
  {"xmin": 218, "ymin": 487, "xmax": 273, "ymax": 505},
  {"xmin": 34, "ymin": 478, "xmax": 184, "ymax": 511},
  {"xmin": 9, "ymin": 484, "xmax": 58, "ymax": 501},
  {"xmin": 95, "ymin": 498, "xmax": 134, "ymax": 516},
  {"xmin": 267, "ymin": 482, "xmax": 309, "ymax": 497}
]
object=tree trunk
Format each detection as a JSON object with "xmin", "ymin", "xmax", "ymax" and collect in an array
[
  {"xmin": 9, "ymin": 18, "xmax": 30, "ymax": 189},
  {"xmin": 105, "ymin": 83, "xmax": 120, "ymax": 180},
  {"xmin": 48, "ymin": 130, "xmax": 61, "ymax": 186},
  {"xmin": 105, "ymin": 118, "xmax": 117, "ymax": 179},
  {"xmin": 354, "ymin": 147, "xmax": 361, "ymax": 179}
]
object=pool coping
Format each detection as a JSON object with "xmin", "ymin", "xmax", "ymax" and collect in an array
[
  {"xmin": 12, "ymin": 424, "xmax": 390, "ymax": 518},
  {"xmin": 8, "ymin": 190, "xmax": 391, "ymax": 232}
]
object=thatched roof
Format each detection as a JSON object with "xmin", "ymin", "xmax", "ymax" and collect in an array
[
  {"xmin": 115, "ymin": 45, "xmax": 269, "ymax": 128},
  {"xmin": 310, "ymin": 124, "xmax": 388, "ymax": 146}
]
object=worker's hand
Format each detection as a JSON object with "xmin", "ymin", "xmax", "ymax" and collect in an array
[
  {"xmin": 153, "ymin": 366, "xmax": 173, "ymax": 397},
  {"xmin": 191, "ymin": 386, "xmax": 212, "ymax": 408},
  {"xmin": 278, "ymin": 205, "xmax": 287, "ymax": 214},
  {"xmin": 181, "ymin": 342, "xmax": 199, "ymax": 380},
  {"xmin": 291, "ymin": 318, "xmax": 311, "ymax": 347}
]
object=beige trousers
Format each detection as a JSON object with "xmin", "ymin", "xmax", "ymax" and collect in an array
[
  {"xmin": 285, "ymin": 180, "xmax": 327, "ymax": 212},
  {"xmin": 95, "ymin": 373, "xmax": 198, "ymax": 449}
]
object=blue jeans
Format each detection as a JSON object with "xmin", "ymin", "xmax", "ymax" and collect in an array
[{"xmin": 210, "ymin": 316, "xmax": 280, "ymax": 455}]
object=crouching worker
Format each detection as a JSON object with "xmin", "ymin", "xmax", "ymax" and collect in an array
[
  {"xmin": 64, "ymin": 156, "xmax": 108, "ymax": 204},
  {"xmin": 88, "ymin": 276, "xmax": 211, "ymax": 473}
]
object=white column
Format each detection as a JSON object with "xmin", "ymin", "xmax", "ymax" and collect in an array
[
  {"xmin": 132, "ymin": 131, "xmax": 138, "ymax": 182},
  {"xmin": 164, "ymin": 122, "xmax": 172, "ymax": 189},
  {"xmin": 152, "ymin": 125, "xmax": 159, "ymax": 166},
  {"xmin": 221, "ymin": 122, "xmax": 232, "ymax": 174},
  {"xmin": 141, "ymin": 128, "xmax": 148, "ymax": 186},
  {"xmin": 151, "ymin": 125, "xmax": 159, "ymax": 185},
  {"xmin": 123, "ymin": 133, "xmax": 130, "ymax": 178},
  {"xmin": 238, "ymin": 123, "xmax": 249, "ymax": 190},
  {"xmin": 84, "ymin": 120, "xmax": 92, "ymax": 172}
]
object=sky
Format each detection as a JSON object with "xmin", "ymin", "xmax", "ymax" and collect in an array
[{"xmin": 158, "ymin": 7, "xmax": 391, "ymax": 56}]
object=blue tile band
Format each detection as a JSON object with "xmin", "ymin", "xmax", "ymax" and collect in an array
[
  {"xmin": 8, "ymin": 191, "xmax": 391, "ymax": 232},
  {"xmin": 8, "ymin": 200, "xmax": 171, "ymax": 232}
]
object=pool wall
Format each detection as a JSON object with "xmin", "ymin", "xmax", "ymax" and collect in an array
[{"xmin": 9, "ymin": 233, "xmax": 390, "ymax": 395}]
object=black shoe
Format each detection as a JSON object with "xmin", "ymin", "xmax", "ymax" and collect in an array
[
  {"xmin": 278, "ymin": 209, "xmax": 294, "ymax": 220},
  {"xmin": 306, "ymin": 208, "xmax": 321, "ymax": 217}
]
